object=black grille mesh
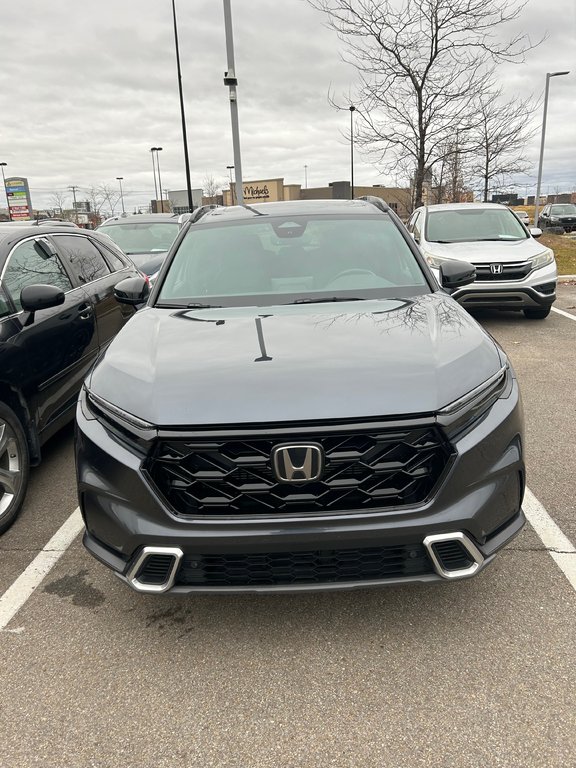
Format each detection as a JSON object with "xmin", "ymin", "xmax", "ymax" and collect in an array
[
  {"xmin": 177, "ymin": 544, "xmax": 433, "ymax": 586},
  {"xmin": 146, "ymin": 425, "xmax": 452, "ymax": 517},
  {"xmin": 431, "ymin": 540, "xmax": 474, "ymax": 571},
  {"xmin": 472, "ymin": 262, "xmax": 532, "ymax": 282}
]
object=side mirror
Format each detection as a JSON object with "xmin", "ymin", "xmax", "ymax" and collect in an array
[
  {"xmin": 529, "ymin": 227, "xmax": 543, "ymax": 239},
  {"xmin": 439, "ymin": 260, "xmax": 476, "ymax": 290},
  {"xmin": 20, "ymin": 283, "xmax": 65, "ymax": 326},
  {"xmin": 114, "ymin": 276, "xmax": 150, "ymax": 306},
  {"xmin": 34, "ymin": 238, "xmax": 57, "ymax": 259}
]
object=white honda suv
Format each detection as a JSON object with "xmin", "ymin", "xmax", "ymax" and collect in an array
[{"xmin": 407, "ymin": 203, "xmax": 556, "ymax": 319}]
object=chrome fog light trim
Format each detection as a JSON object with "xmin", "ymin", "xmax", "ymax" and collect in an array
[
  {"xmin": 423, "ymin": 532, "xmax": 485, "ymax": 579},
  {"xmin": 125, "ymin": 546, "xmax": 184, "ymax": 593}
]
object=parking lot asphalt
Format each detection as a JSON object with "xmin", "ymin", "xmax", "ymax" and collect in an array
[{"xmin": 1, "ymin": 288, "xmax": 575, "ymax": 768}]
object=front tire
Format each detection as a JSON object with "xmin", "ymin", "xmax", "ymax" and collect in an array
[
  {"xmin": 0, "ymin": 403, "xmax": 30, "ymax": 535},
  {"xmin": 523, "ymin": 307, "xmax": 551, "ymax": 320}
]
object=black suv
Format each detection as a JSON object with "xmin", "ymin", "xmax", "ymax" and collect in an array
[
  {"xmin": 539, "ymin": 203, "xmax": 576, "ymax": 232},
  {"xmin": 0, "ymin": 225, "xmax": 141, "ymax": 532},
  {"xmin": 76, "ymin": 198, "xmax": 525, "ymax": 593}
]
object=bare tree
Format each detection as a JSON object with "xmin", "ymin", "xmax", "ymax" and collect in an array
[
  {"xmin": 49, "ymin": 190, "xmax": 68, "ymax": 216},
  {"xmin": 469, "ymin": 88, "xmax": 537, "ymax": 201},
  {"xmin": 311, "ymin": 0, "xmax": 539, "ymax": 209},
  {"xmin": 203, "ymin": 175, "xmax": 221, "ymax": 204},
  {"xmin": 85, "ymin": 184, "xmax": 121, "ymax": 220}
]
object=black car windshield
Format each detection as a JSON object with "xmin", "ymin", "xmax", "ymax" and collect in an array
[
  {"xmin": 426, "ymin": 208, "xmax": 529, "ymax": 243},
  {"xmin": 155, "ymin": 215, "xmax": 429, "ymax": 307},
  {"xmin": 550, "ymin": 205, "xmax": 576, "ymax": 215},
  {"xmin": 98, "ymin": 222, "xmax": 179, "ymax": 255}
]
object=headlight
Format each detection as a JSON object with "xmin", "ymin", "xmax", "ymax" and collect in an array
[
  {"xmin": 80, "ymin": 386, "xmax": 156, "ymax": 450},
  {"xmin": 437, "ymin": 365, "xmax": 512, "ymax": 437},
  {"xmin": 529, "ymin": 250, "xmax": 554, "ymax": 269}
]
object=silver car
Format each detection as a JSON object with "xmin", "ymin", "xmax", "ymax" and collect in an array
[
  {"xmin": 513, "ymin": 209, "xmax": 530, "ymax": 227},
  {"xmin": 407, "ymin": 202, "xmax": 556, "ymax": 319}
]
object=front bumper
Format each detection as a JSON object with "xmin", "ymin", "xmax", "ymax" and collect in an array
[
  {"xmin": 76, "ymin": 383, "xmax": 525, "ymax": 593},
  {"xmin": 450, "ymin": 263, "xmax": 557, "ymax": 311}
]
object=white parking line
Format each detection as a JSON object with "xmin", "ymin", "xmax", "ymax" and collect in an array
[
  {"xmin": 522, "ymin": 489, "xmax": 576, "ymax": 591},
  {"xmin": 552, "ymin": 306, "xmax": 576, "ymax": 322},
  {"xmin": 0, "ymin": 508, "xmax": 83, "ymax": 631},
  {"xmin": 1, "ymin": 487, "xmax": 575, "ymax": 631}
]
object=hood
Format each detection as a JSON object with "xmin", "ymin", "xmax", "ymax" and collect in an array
[
  {"xmin": 89, "ymin": 294, "xmax": 502, "ymax": 427},
  {"xmin": 126, "ymin": 252, "xmax": 166, "ymax": 276},
  {"xmin": 424, "ymin": 237, "xmax": 548, "ymax": 264}
]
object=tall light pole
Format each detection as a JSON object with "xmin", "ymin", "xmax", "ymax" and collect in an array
[
  {"xmin": 304, "ymin": 164, "xmax": 308, "ymax": 189},
  {"xmin": 0, "ymin": 163, "xmax": 11, "ymax": 221},
  {"xmin": 223, "ymin": 0, "xmax": 244, "ymax": 205},
  {"xmin": 116, "ymin": 177, "xmax": 125, "ymax": 214},
  {"xmin": 150, "ymin": 147, "xmax": 159, "ymax": 207},
  {"xmin": 349, "ymin": 106, "xmax": 356, "ymax": 199},
  {"xmin": 534, "ymin": 70, "xmax": 570, "ymax": 228},
  {"xmin": 171, "ymin": 0, "xmax": 194, "ymax": 212},
  {"xmin": 226, "ymin": 165, "xmax": 235, "ymax": 205},
  {"xmin": 155, "ymin": 147, "xmax": 164, "ymax": 211}
]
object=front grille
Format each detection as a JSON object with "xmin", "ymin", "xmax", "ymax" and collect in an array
[
  {"xmin": 146, "ymin": 424, "xmax": 452, "ymax": 517},
  {"xmin": 176, "ymin": 544, "xmax": 434, "ymax": 586},
  {"xmin": 472, "ymin": 262, "xmax": 532, "ymax": 282}
]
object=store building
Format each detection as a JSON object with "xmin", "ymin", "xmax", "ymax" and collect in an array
[{"xmin": 222, "ymin": 178, "xmax": 411, "ymax": 219}]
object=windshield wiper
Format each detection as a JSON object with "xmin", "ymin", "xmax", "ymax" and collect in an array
[
  {"xmin": 186, "ymin": 302, "xmax": 223, "ymax": 308},
  {"xmin": 289, "ymin": 296, "xmax": 364, "ymax": 305}
]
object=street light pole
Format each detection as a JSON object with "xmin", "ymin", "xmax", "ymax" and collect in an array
[
  {"xmin": 116, "ymin": 177, "xmax": 125, "ymax": 214},
  {"xmin": 68, "ymin": 185, "xmax": 79, "ymax": 225},
  {"xmin": 226, "ymin": 165, "xmax": 235, "ymax": 205},
  {"xmin": 349, "ymin": 106, "xmax": 356, "ymax": 199},
  {"xmin": 150, "ymin": 147, "xmax": 159, "ymax": 207},
  {"xmin": 155, "ymin": 148, "xmax": 164, "ymax": 212},
  {"xmin": 0, "ymin": 163, "xmax": 11, "ymax": 221},
  {"xmin": 223, "ymin": 0, "xmax": 244, "ymax": 205},
  {"xmin": 304, "ymin": 164, "xmax": 308, "ymax": 189},
  {"xmin": 534, "ymin": 70, "xmax": 570, "ymax": 228},
  {"xmin": 171, "ymin": 0, "xmax": 194, "ymax": 212}
]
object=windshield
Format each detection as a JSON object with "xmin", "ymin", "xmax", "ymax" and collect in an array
[
  {"xmin": 98, "ymin": 221, "xmax": 179, "ymax": 255},
  {"xmin": 426, "ymin": 208, "xmax": 529, "ymax": 243},
  {"xmin": 550, "ymin": 205, "xmax": 576, "ymax": 215},
  {"xmin": 155, "ymin": 215, "xmax": 429, "ymax": 307}
]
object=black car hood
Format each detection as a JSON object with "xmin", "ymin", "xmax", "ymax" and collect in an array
[{"xmin": 89, "ymin": 294, "xmax": 502, "ymax": 426}]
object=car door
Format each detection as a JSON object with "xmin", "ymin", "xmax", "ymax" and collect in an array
[
  {"xmin": 50, "ymin": 232, "xmax": 136, "ymax": 350},
  {"xmin": 0, "ymin": 236, "xmax": 99, "ymax": 434}
]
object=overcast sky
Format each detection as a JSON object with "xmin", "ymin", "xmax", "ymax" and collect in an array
[{"xmin": 0, "ymin": 0, "xmax": 574, "ymax": 212}]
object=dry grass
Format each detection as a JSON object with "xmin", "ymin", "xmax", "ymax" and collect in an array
[{"xmin": 539, "ymin": 233, "xmax": 576, "ymax": 275}]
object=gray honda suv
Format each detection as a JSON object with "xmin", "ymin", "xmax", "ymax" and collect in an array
[{"xmin": 75, "ymin": 197, "xmax": 525, "ymax": 593}]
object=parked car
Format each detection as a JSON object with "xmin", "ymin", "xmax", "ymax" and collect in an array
[
  {"xmin": 538, "ymin": 203, "xmax": 576, "ymax": 232},
  {"xmin": 0, "ymin": 224, "xmax": 142, "ymax": 533},
  {"xmin": 407, "ymin": 202, "xmax": 556, "ymax": 319},
  {"xmin": 512, "ymin": 209, "xmax": 530, "ymax": 227},
  {"xmin": 96, "ymin": 214, "xmax": 181, "ymax": 279},
  {"xmin": 76, "ymin": 197, "xmax": 525, "ymax": 594}
]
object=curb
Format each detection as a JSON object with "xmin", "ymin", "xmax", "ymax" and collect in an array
[{"xmin": 558, "ymin": 275, "xmax": 576, "ymax": 282}]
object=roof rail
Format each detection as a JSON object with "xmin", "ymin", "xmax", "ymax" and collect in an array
[
  {"xmin": 178, "ymin": 204, "xmax": 221, "ymax": 226},
  {"xmin": 355, "ymin": 195, "xmax": 389, "ymax": 213}
]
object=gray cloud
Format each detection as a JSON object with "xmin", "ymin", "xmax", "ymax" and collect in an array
[{"xmin": 0, "ymin": 0, "xmax": 574, "ymax": 211}]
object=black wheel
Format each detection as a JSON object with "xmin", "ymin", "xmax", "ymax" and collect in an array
[
  {"xmin": 523, "ymin": 307, "xmax": 551, "ymax": 320},
  {"xmin": 0, "ymin": 403, "xmax": 30, "ymax": 535}
]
